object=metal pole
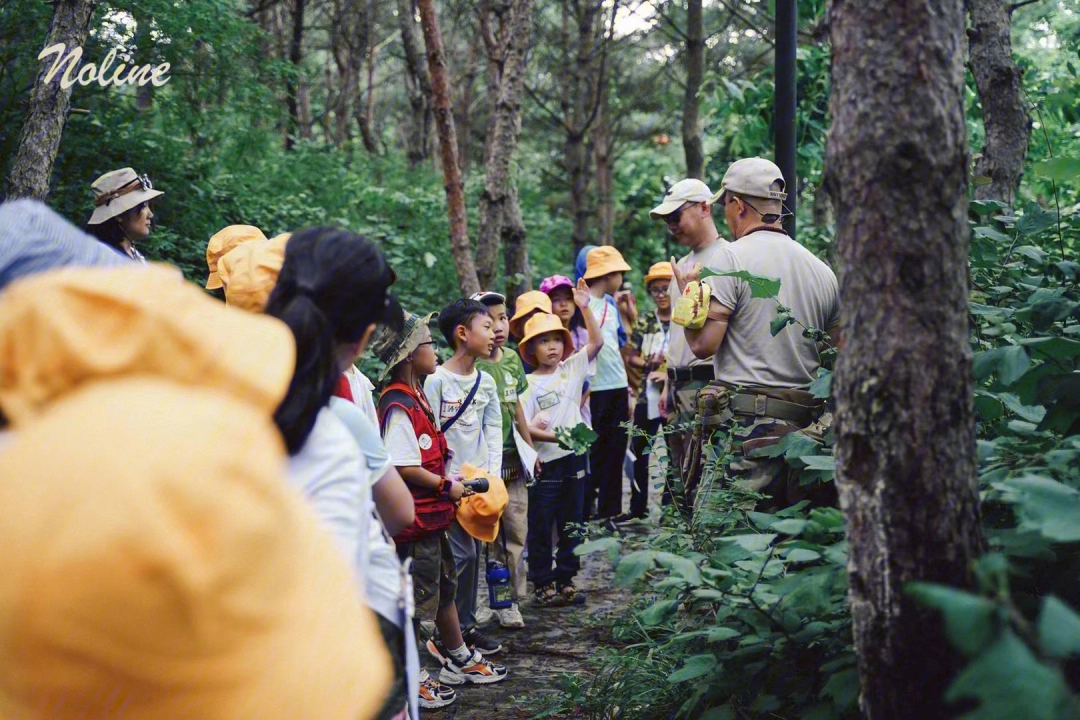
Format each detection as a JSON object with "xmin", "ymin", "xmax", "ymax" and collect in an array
[{"xmin": 775, "ymin": 0, "xmax": 797, "ymax": 239}]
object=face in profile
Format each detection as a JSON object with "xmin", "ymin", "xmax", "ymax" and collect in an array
[
  {"xmin": 411, "ymin": 327, "xmax": 439, "ymax": 375},
  {"xmin": 119, "ymin": 202, "xmax": 154, "ymax": 241}
]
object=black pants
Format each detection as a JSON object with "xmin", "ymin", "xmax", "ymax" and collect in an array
[
  {"xmin": 630, "ymin": 402, "xmax": 662, "ymax": 518},
  {"xmin": 527, "ymin": 453, "xmax": 586, "ymax": 588},
  {"xmin": 588, "ymin": 387, "xmax": 630, "ymax": 518}
]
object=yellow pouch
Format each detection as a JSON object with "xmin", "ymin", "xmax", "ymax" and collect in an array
[{"xmin": 672, "ymin": 280, "xmax": 711, "ymax": 329}]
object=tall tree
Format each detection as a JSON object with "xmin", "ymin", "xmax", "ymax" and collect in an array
[
  {"xmin": 284, "ymin": 0, "xmax": 309, "ymax": 148},
  {"xmin": 826, "ymin": 0, "xmax": 984, "ymax": 717},
  {"xmin": 968, "ymin": 0, "xmax": 1031, "ymax": 207},
  {"xmin": 398, "ymin": 0, "xmax": 434, "ymax": 168},
  {"xmin": 5, "ymin": 0, "xmax": 98, "ymax": 201},
  {"xmin": 417, "ymin": 0, "xmax": 480, "ymax": 296},
  {"xmin": 475, "ymin": 0, "xmax": 534, "ymax": 293},
  {"xmin": 682, "ymin": 0, "xmax": 705, "ymax": 179}
]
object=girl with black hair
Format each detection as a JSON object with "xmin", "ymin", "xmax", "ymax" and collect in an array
[{"xmin": 85, "ymin": 168, "xmax": 163, "ymax": 262}]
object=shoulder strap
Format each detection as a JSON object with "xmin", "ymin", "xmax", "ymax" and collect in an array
[
  {"xmin": 440, "ymin": 373, "xmax": 482, "ymax": 433},
  {"xmin": 377, "ymin": 386, "xmax": 416, "ymax": 433}
]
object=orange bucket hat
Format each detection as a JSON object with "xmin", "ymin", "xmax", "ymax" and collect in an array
[
  {"xmin": 217, "ymin": 232, "xmax": 291, "ymax": 313},
  {"xmin": 0, "ymin": 378, "xmax": 391, "ymax": 720},
  {"xmin": 456, "ymin": 463, "xmax": 509, "ymax": 542},
  {"xmin": 0, "ymin": 264, "xmax": 294, "ymax": 426},
  {"xmin": 509, "ymin": 290, "xmax": 553, "ymax": 340},
  {"xmin": 205, "ymin": 224, "xmax": 267, "ymax": 290},
  {"xmin": 518, "ymin": 312, "xmax": 574, "ymax": 367},
  {"xmin": 643, "ymin": 261, "xmax": 674, "ymax": 287},
  {"xmin": 582, "ymin": 246, "xmax": 631, "ymax": 281}
]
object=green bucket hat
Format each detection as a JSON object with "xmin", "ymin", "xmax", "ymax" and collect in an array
[{"xmin": 369, "ymin": 310, "xmax": 436, "ymax": 380}]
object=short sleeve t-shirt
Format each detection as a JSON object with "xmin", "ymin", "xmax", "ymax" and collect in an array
[
  {"xmin": 344, "ymin": 365, "xmax": 379, "ymax": 427},
  {"xmin": 703, "ymin": 230, "xmax": 840, "ymax": 389},
  {"xmin": 424, "ymin": 366, "xmax": 502, "ymax": 475},
  {"xmin": 587, "ymin": 295, "xmax": 628, "ymax": 392},
  {"xmin": 520, "ymin": 349, "xmax": 591, "ymax": 463},
  {"xmin": 382, "ymin": 406, "xmax": 424, "ymax": 467},
  {"xmin": 477, "ymin": 349, "xmax": 528, "ymax": 452},
  {"xmin": 666, "ymin": 238, "xmax": 729, "ymax": 370}
]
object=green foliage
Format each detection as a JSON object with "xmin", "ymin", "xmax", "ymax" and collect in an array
[{"xmin": 555, "ymin": 423, "xmax": 598, "ymax": 457}]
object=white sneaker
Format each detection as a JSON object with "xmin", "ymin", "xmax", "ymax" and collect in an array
[
  {"xmin": 497, "ymin": 602, "xmax": 525, "ymax": 629},
  {"xmin": 473, "ymin": 604, "xmax": 496, "ymax": 626}
]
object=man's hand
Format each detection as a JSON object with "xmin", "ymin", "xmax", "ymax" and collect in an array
[
  {"xmin": 670, "ymin": 257, "xmax": 702, "ymax": 294},
  {"xmin": 647, "ymin": 370, "xmax": 666, "ymax": 384},
  {"xmin": 658, "ymin": 377, "xmax": 669, "ymax": 418},
  {"xmin": 572, "ymin": 278, "xmax": 591, "ymax": 308}
]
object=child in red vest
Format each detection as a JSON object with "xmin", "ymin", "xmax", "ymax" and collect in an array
[{"xmin": 371, "ymin": 311, "xmax": 508, "ymax": 709}]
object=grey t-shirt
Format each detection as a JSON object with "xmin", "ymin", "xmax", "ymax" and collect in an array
[
  {"xmin": 666, "ymin": 238, "xmax": 730, "ymax": 369},
  {"xmin": 703, "ymin": 230, "xmax": 840, "ymax": 389}
]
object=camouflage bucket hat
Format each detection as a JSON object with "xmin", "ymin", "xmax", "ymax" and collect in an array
[{"xmin": 369, "ymin": 310, "xmax": 436, "ymax": 380}]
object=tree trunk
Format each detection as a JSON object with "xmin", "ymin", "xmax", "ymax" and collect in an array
[
  {"xmin": 5, "ymin": 0, "xmax": 98, "ymax": 201},
  {"xmin": 682, "ymin": 0, "xmax": 705, "ymax": 179},
  {"xmin": 475, "ymin": 0, "xmax": 533, "ymax": 291},
  {"xmin": 456, "ymin": 42, "xmax": 480, "ymax": 175},
  {"xmin": 399, "ymin": 0, "xmax": 434, "ymax": 168},
  {"xmin": 826, "ymin": 0, "xmax": 984, "ymax": 718},
  {"xmin": 358, "ymin": 0, "xmax": 380, "ymax": 154},
  {"xmin": 968, "ymin": 0, "xmax": 1031, "ymax": 207},
  {"xmin": 594, "ymin": 97, "xmax": 615, "ymax": 246},
  {"xmin": 417, "ymin": 0, "xmax": 480, "ymax": 297},
  {"xmin": 285, "ymin": 0, "xmax": 306, "ymax": 149},
  {"xmin": 503, "ymin": 185, "xmax": 530, "ymax": 302}
]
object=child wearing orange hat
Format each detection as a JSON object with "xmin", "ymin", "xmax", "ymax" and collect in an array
[{"xmin": 518, "ymin": 278, "xmax": 603, "ymax": 607}]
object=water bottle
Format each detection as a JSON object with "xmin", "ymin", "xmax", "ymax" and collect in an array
[{"xmin": 486, "ymin": 560, "xmax": 513, "ymax": 609}]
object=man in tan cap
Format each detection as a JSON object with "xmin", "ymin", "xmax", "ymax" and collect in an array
[
  {"xmin": 649, "ymin": 179, "xmax": 729, "ymax": 512},
  {"xmin": 674, "ymin": 157, "xmax": 840, "ymax": 514}
]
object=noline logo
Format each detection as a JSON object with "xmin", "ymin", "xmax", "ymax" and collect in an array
[{"xmin": 38, "ymin": 43, "xmax": 171, "ymax": 89}]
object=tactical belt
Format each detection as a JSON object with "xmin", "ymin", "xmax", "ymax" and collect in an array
[
  {"xmin": 729, "ymin": 392, "xmax": 814, "ymax": 425},
  {"xmin": 668, "ymin": 365, "xmax": 715, "ymax": 383}
]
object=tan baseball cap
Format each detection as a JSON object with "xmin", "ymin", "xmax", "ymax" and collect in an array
[
  {"xmin": 712, "ymin": 157, "xmax": 788, "ymax": 203},
  {"xmin": 649, "ymin": 179, "xmax": 714, "ymax": 219}
]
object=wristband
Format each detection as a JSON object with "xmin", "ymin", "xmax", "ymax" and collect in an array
[{"xmin": 438, "ymin": 477, "xmax": 453, "ymax": 498}]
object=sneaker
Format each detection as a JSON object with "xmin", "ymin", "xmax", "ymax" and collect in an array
[
  {"xmin": 438, "ymin": 648, "xmax": 509, "ymax": 686},
  {"xmin": 497, "ymin": 602, "xmax": 525, "ymax": 629},
  {"xmin": 473, "ymin": 604, "xmax": 496, "ymax": 626},
  {"xmin": 463, "ymin": 625, "xmax": 504, "ymax": 654},
  {"xmin": 418, "ymin": 669, "xmax": 456, "ymax": 709},
  {"xmin": 534, "ymin": 583, "xmax": 567, "ymax": 608}
]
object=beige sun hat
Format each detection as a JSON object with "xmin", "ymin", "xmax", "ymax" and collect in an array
[
  {"xmin": 86, "ymin": 168, "xmax": 164, "ymax": 225},
  {"xmin": 582, "ymin": 246, "xmax": 632, "ymax": 281},
  {"xmin": 205, "ymin": 225, "xmax": 267, "ymax": 290},
  {"xmin": 369, "ymin": 310, "xmax": 436, "ymax": 380}
]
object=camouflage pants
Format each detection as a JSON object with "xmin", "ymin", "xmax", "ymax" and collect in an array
[{"xmin": 664, "ymin": 378, "xmax": 709, "ymax": 520}]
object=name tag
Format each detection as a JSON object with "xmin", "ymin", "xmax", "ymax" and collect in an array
[
  {"xmin": 441, "ymin": 400, "xmax": 461, "ymax": 418},
  {"xmin": 537, "ymin": 391, "xmax": 559, "ymax": 411},
  {"xmin": 504, "ymin": 386, "xmax": 518, "ymax": 403}
]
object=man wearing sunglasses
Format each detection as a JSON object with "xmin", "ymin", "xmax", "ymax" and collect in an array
[{"xmin": 648, "ymin": 178, "xmax": 729, "ymax": 513}]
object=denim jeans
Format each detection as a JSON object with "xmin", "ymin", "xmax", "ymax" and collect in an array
[{"xmin": 527, "ymin": 453, "xmax": 586, "ymax": 588}]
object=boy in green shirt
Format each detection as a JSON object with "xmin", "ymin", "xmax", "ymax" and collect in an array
[{"xmin": 472, "ymin": 291, "xmax": 535, "ymax": 629}]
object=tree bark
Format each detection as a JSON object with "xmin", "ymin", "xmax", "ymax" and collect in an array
[
  {"xmin": 502, "ymin": 185, "xmax": 530, "ymax": 302},
  {"xmin": 826, "ymin": 1, "xmax": 984, "ymax": 718},
  {"xmin": 968, "ymin": 0, "xmax": 1031, "ymax": 207},
  {"xmin": 284, "ymin": 0, "xmax": 307, "ymax": 148},
  {"xmin": 399, "ymin": 0, "xmax": 434, "ymax": 168},
  {"xmin": 475, "ymin": 0, "xmax": 533, "ymax": 291},
  {"xmin": 5, "ymin": 0, "xmax": 98, "ymax": 201},
  {"xmin": 417, "ymin": 0, "xmax": 480, "ymax": 297},
  {"xmin": 594, "ymin": 96, "xmax": 615, "ymax": 246},
  {"xmin": 682, "ymin": 0, "xmax": 705, "ymax": 179}
]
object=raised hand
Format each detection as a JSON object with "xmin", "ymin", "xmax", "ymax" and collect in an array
[{"xmin": 573, "ymin": 277, "xmax": 591, "ymax": 308}]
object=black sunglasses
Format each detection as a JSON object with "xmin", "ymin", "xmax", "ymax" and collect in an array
[{"xmin": 664, "ymin": 201, "xmax": 701, "ymax": 225}]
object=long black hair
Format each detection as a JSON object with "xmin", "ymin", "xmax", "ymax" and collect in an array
[
  {"xmin": 85, "ymin": 203, "xmax": 146, "ymax": 247},
  {"xmin": 264, "ymin": 227, "xmax": 401, "ymax": 454}
]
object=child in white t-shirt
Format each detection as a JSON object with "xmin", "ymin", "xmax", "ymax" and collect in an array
[{"xmin": 519, "ymin": 278, "xmax": 603, "ymax": 607}]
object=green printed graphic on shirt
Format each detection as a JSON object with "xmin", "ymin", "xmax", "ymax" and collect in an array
[{"xmin": 477, "ymin": 348, "xmax": 528, "ymax": 451}]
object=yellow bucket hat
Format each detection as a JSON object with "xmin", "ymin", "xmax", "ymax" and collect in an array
[
  {"xmin": 643, "ymin": 261, "xmax": 674, "ymax": 287},
  {"xmin": 0, "ymin": 378, "xmax": 391, "ymax": 720},
  {"xmin": 0, "ymin": 264, "xmax": 294, "ymax": 427},
  {"xmin": 456, "ymin": 463, "xmax": 509, "ymax": 542},
  {"xmin": 509, "ymin": 290, "xmax": 553, "ymax": 340},
  {"xmin": 518, "ymin": 312, "xmax": 574, "ymax": 368},
  {"xmin": 218, "ymin": 232, "xmax": 291, "ymax": 313},
  {"xmin": 582, "ymin": 246, "xmax": 631, "ymax": 281},
  {"xmin": 205, "ymin": 224, "xmax": 267, "ymax": 290}
]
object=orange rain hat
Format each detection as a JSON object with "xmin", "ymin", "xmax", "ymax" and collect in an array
[
  {"xmin": 508, "ymin": 290, "xmax": 553, "ymax": 340},
  {"xmin": 218, "ymin": 232, "xmax": 291, "ymax": 313},
  {"xmin": 518, "ymin": 312, "xmax": 573, "ymax": 367},
  {"xmin": 0, "ymin": 378, "xmax": 391, "ymax": 720},
  {"xmin": 205, "ymin": 224, "xmax": 267, "ymax": 290},
  {"xmin": 456, "ymin": 463, "xmax": 509, "ymax": 542},
  {"xmin": 643, "ymin": 261, "xmax": 674, "ymax": 287},
  {"xmin": 582, "ymin": 246, "xmax": 631, "ymax": 281},
  {"xmin": 0, "ymin": 264, "xmax": 295, "ymax": 426}
]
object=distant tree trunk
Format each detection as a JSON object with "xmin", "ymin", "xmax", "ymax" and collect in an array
[
  {"xmin": 285, "ymin": 0, "xmax": 306, "ymax": 149},
  {"xmin": 826, "ymin": 0, "xmax": 984, "ymax": 718},
  {"xmin": 682, "ymin": 0, "xmax": 705, "ymax": 179},
  {"xmin": 358, "ymin": 0, "xmax": 380, "ymax": 154},
  {"xmin": 502, "ymin": 186, "xmax": 530, "ymax": 301},
  {"xmin": 5, "ymin": 0, "xmax": 98, "ymax": 201},
  {"xmin": 594, "ymin": 96, "xmax": 615, "ymax": 246},
  {"xmin": 968, "ymin": 0, "xmax": 1030, "ymax": 207},
  {"xmin": 417, "ymin": 0, "xmax": 480, "ymax": 297},
  {"xmin": 399, "ymin": 0, "xmax": 434, "ymax": 168},
  {"xmin": 456, "ymin": 42, "xmax": 480, "ymax": 175},
  {"xmin": 475, "ymin": 0, "xmax": 533, "ymax": 291}
]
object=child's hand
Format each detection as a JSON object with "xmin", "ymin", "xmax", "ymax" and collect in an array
[
  {"xmin": 572, "ymin": 278, "xmax": 591, "ymax": 309},
  {"xmin": 448, "ymin": 480, "xmax": 465, "ymax": 502}
]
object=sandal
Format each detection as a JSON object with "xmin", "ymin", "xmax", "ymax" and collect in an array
[
  {"xmin": 534, "ymin": 583, "xmax": 567, "ymax": 608},
  {"xmin": 558, "ymin": 583, "xmax": 587, "ymax": 606}
]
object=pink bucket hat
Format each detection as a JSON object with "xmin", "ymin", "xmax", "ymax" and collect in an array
[{"xmin": 539, "ymin": 275, "xmax": 573, "ymax": 295}]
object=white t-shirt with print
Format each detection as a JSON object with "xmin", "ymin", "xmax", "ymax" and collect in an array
[
  {"xmin": 521, "ymin": 349, "xmax": 591, "ymax": 463},
  {"xmin": 424, "ymin": 366, "xmax": 502, "ymax": 476},
  {"xmin": 587, "ymin": 295, "xmax": 628, "ymax": 392}
]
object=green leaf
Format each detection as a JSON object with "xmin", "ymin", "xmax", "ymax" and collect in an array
[
  {"xmin": 771, "ymin": 518, "xmax": 808, "ymax": 535},
  {"xmin": 1015, "ymin": 205, "xmax": 1058, "ymax": 236},
  {"xmin": 974, "ymin": 225, "xmax": 1012, "ymax": 243},
  {"xmin": 821, "ymin": 667, "xmax": 859, "ymax": 711},
  {"xmin": 785, "ymin": 548, "xmax": 822, "ymax": 563},
  {"xmin": 747, "ymin": 431, "xmax": 819, "ymax": 461},
  {"xmin": 997, "ymin": 393, "xmax": 1045, "ymax": 423},
  {"xmin": 722, "ymin": 533, "xmax": 777, "ymax": 552},
  {"xmin": 809, "ymin": 369, "xmax": 833, "ymax": 399},
  {"xmin": 996, "ymin": 345, "xmax": 1031, "ymax": 386},
  {"xmin": 655, "ymin": 551, "xmax": 703, "ymax": 585},
  {"xmin": 1034, "ymin": 156, "xmax": 1080, "ymax": 182},
  {"xmin": 699, "ymin": 704, "xmax": 735, "ymax": 720},
  {"xmin": 1017, "ymin": 337, "xmax": 1080, "ymax": 361},
  {"xmin": 799, "ymin": 455, "xmax": 836, "ymax": 471},
  {"xmin": 995, "ymin": 475, "xmax": 1080, "ymax": 543},
  {"xmin": 639, "ymin": 598, "xmax": 680, "ymax": 626},
  {"xmin": 706, "ymin": 626, "xmax": 741, "ymax": 643},
  {"xmin": 1037, "ymin": 596, "xmax": 1080, "ymax": 659},
  {"xmin": 574, "ymin": 536, "xmax": 621, "ymax": 556},
  {"xmin": 907, "ymin": 583, "xmax": 999, "ymax": 656},
  {"xmin": 946, "ymin": 630, "xmax": 1073, "ymax": 720},
  {"xmin": 770, "ymin": 313, "xmax": 796, "ymax": 336},
  {"xmin": 699, "ymin": 267, "xmax": 782, "ymax": 299},
  {"xmin": 555, "ymin": 423, "xmax": 598, "ymax": 456},
  {"xmin": 615, "ymin": 550, "xmax": 657, "ymax": 587}
]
